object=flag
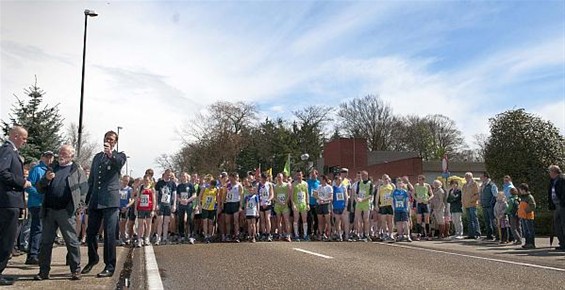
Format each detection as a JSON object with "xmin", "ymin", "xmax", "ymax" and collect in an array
[
  {"xmin": 255, "ymin": 164, "xmax": 261, "ymax": 180},
  {"xmin": 283, "ymin": 154, "xmax": 291, "ymax": 177}
]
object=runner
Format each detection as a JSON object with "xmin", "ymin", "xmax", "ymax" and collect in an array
[
  {"xmin": 348, "ymin": 172, "xmax": 361, "ymax": 240},
  {"xmin": 377, "ymin": 174, "xmax": 396, "ymax": 241},
  {"xmin": 258, "ymin": 173, "xmax": 274, "ymax": 242},
  {"xmin": 273, "ymin": 173, "xmax": 292, "ymax": 242},
  {"xmin": 176, "ymin": 172, "xmax": 196, "ymax": 244},
  {"xmin": 314, "ymin": 175, "xmax": 333, "ymax": 241},
  {"xmin": 307, "ymin": 170, "xmax": 320, "ymax": 240},
  {"xmin": 118, "ymin": 176, "xmax": 134, "ymax": 246},
  {"xmin": 392, "ymin": 179, "xmax": 411, "ymax": 242},
  {"xmin": 199, "ymin": 177, "xmax": 218, "ymax": 244},
  {"xmin": 414, "ymin": 175, "xmax": 433, "ymax": 241},
  {"xmin": 244, "ymin": 184, "xmax": 260, "ymax": 243},
  {"xmin": 355, "ymin": 171, "xmax": 373, "ymax": 242},
  {"xmin": 217, "ymin": 172, "xmax": 229, "ymax": 242},
  {"xmin": 332, "ymin": 175, "xmax": 349, "ymax": 241},
  {"xmin": 292, "ymin": 170, "xmax": 309, "ymax": 241},
  {"xmin": 224, "ymin": 172, "xmax": 243, "ymax": 243},
  {"xmin": 135, "ymin": 175, "xmax": 156, "ymax": 248},
  {"xmin": 154, "ymin": 169, "xmax": 177, "ymax": 245}
]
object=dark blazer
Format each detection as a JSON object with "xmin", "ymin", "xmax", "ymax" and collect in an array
[
  {"xmin": 37, "ymin": 162, "xmax": 89, "ymax": 217},
  {"xmin": 86, "ymin": 151, "xmax": 126, "ymax": 209},
  {"xmin": 549, "ymin": 174, "xmax": 565, "ymax": 210},
  {"xmin": 0, "ymin": 141, "xmax": 25, "ymax": 208}
]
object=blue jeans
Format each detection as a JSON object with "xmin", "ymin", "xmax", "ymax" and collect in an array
[
  {"xmin": 482, "ymin": 206, "xmax": 496, "ymax": 238},
  {"xmin": 466, "ymin": 207, "xmax": 481, "ymax": 237},
  {"xmin": 521, "ymin": 219, "xmax": 535, "ymax": 246},
  {"xmin": 27, "ymin": 207, "xmax": 42, "ymax": 259}
]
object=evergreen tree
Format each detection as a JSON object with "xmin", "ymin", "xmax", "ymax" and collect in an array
[{"xmin": 1, "ymin": 79, "xmax": 65, "ymax": 163}]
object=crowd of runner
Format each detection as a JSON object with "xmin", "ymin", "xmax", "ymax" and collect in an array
[{"xmin": 110, "ymin": 167, "xmax": 539, "ymax": 248}]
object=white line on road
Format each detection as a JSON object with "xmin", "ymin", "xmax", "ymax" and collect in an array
[
  {"xmin": 379, "ymin": 242, "xmax": 565, "ymax": 272},
  {"xmin": 293, "ymin": 248, "xmax": 334, "ymax": 259},
  {"xmin": 145, "ymin": 245, "xmax": 165, "ymax": 290}
]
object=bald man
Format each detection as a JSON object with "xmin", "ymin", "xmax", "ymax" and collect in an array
[{"xmin": 0, "ymin": 126, "xmax": 32, "ymax": 286}]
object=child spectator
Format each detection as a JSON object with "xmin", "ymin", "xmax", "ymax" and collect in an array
[
  {"xmin": 517, "ymin": 183, "xmax": 536, "ymax": 249},
  {"xmin": 506, "ymin": 187, "xmax": 522, "ymax": 245},
  {"xmin": 494, "ymin": 192, "xmax": 509, "ymax": 244}
]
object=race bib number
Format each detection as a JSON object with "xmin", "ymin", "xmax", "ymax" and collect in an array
[
  {"xmin": 227, "ymin": 192, "xmax": 233, "ymax": 201},
  {"xmin": 395, "ymin": 200, "xmax": 405, "ymax": 208},
  {"xmin": 140, "ymin": 195, "xmax": 149, "ymax": 207},
  {"xmin": 359, "ymin": 190, "xmax": 366, "ymax": 199},
  {"xmin": 204, "ymin": 196, "xmax": 213, "ymax": 208},
  {"xmin": 120, "ymin": 190, "xmax": 128, "ymax": 200},
  {"xmin": 180, "ymin": 192, "xmax": 189, "ymax": 200},
  {"xmin": 336, "ymin": 192, "xmax": 345, "ymax": 201},
  {"xmin": 384, "ymin": 193, "xmax": 391, "ymax": 201},
  {"xmin": 260, "ymin": 189, "xmax": 269, "ymax": 199},
  {"xmin": 247, "ymin": 200, "xmax": 255, "ymax": 209},
  {"xmin": 297, "ymin": 191, "xmax": 305, "ymax": 202},
  {"xmin": 277, "ymin": 194, "xmax": 286, "ymax": 203},
  {"xmin": 161, "ymin": 193, "xmax": 171, "ymax": 204}
]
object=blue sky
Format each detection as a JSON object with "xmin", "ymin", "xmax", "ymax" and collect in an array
[{"xmin": 1, "ymin": 1, "xmax": 564, "ymax": 176}]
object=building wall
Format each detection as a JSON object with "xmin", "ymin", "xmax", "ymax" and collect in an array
[{"xmin": 323, "ymin": 138, "xmax": 367, "ymax": 174}]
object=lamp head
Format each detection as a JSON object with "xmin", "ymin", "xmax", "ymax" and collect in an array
[{"xmin": 84, "ymin": 9, "xmax": 98, "ymax": 17}]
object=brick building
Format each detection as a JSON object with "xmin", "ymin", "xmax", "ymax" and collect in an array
[{"xmin": 321, "ymin": 138, "xmax": 485, "ymax": 182}]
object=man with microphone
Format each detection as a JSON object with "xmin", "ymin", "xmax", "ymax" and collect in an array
[{"xmin": 82, "ymin": 131, "xmax": 126, "ymax": 278}]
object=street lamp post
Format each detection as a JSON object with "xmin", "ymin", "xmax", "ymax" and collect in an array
[
  {"xmin": 117, "ymin": 126, "xmax": 123, "ymax": 151},
  {"xmin": 77, "ymin": 9, "xmax": 98, "ymax": 158}
]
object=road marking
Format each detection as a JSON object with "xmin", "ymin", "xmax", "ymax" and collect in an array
[
  {"xmin": 293, "ymin": 248, "xmax": 334, "ymax": 259},
  {"xmin": 378, "ymin": 242, "xmax": 565, "ymax": 272},
  {"xmin": 145, "ymin": 245, "xmax": 165, "ymax": 290}
]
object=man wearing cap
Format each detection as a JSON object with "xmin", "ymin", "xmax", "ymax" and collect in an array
[
  {"xmin": 0, "ymin": 126, "xmax": 32, "ymax": 286},
  {"xmin": 24, "ymin": 151, "xmax": 55, "ymax": 265}
]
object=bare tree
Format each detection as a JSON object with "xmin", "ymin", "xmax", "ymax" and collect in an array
[
  {"xmin": 66, "ymin": 123, "xmax": 97, "ymax": 168},
  {"xmin": 337, "ymin": 95, "xmax": 397, "ymax": 151}
]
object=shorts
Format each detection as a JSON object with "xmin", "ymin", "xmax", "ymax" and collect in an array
[
  {"xmin": 194, "ymin": 214, "xmax": 202, "ymax": 220},
  {"xmin": 246, "ymin": 216, "xmax": 257, "ymax": 222},
  {"xmin": 201, "ymin": 209, "xmax": 217, "ymax": 220},
  {"xmin": 224, "ymin": 202, "xmax": 240, "ymax": 215},
  {"xmin": 294, "ymin": 203, "xmax": 308, "ymax": 213},
  {"xmin": 356, "ymin": 201, "xmax": 370, "ymax": 212},
  {"xmin": 416, "ymin": 203, "xmax": 429, "ymax": 215},
  {"xmin": 394, "ymin": 211, "xmax": 409, "ymax": 222},
  {"xmin": 119, "ymin": 209, "xmax": 128, "ymax": 220},
  {"xmin": 333, "ymin": 207, "xmax": 345, "ymax": 215},
  {"xmin": 137, "ymin": 210, "xmax": 152, "ymax": 219},
  {"xmin": 128, "ymin": 207, "xmax": 136, "ymax": 221},
  {"xmin": 260, "ymin": 205, "xmax": 272, "ymax": 212},
  {"xmin": 317, "ymin": 204, "xmax": 330, "ymax": 215},
  {"xmin": 274, "ymin": 204, "xmax": 290, "ymax": 215},
  {"xmin": 158, "ymin": 206, "xmax": 171, "ymax": 216},
  {"xmin": 379, "ymin": 205, "xmax": 393, "ymax": 215}
]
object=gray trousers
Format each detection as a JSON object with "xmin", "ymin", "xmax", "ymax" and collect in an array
[
  {"xmin": 38, "ymin": 208, "xmax": 81, "ymax": 274},
  {"xmin": 554, "ymin": 204, "xmax": 565, "ymax": 248}
]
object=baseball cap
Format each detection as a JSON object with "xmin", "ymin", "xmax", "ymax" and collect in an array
[{"xmin": 42, "ymin": 151, "xmax": 55, "ymax": 157}]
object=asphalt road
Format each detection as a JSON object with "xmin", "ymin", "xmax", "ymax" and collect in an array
[{"xmin": 152, "ymin": 240, "xmax": 565, "ymax": 290}]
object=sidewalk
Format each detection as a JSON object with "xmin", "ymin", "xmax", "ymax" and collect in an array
[{"xmin": 2, "ymin": 244, "xmax": 128, "ymax": 289}]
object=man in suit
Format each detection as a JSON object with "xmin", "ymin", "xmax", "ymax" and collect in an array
[
  {"xmin": 34, "ymin": 144, "xmax": 88, "ymax": 281},
  {"xmin": 548, "ymin": 165, "xmax": 565, "ymax": 251},
  {"xmin": 0, "ymin": 126, "xmax": 31, "ymax": 286},
  {"xmin": 82, "ymin": 131, "xmax": 126, "ymax": 278}
]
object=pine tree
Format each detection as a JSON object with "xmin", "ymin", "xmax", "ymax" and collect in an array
[{"xmin": 1, "ymin": 78, "xmax": 65, "ymax": 163}]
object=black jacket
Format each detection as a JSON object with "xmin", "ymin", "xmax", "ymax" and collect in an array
[
  {"xmin": 549, "ymin": 174, "xmax": 565, "ymax": 210},
  {"xmin": 86, "ymin": 151, "xmax": 126, "ymax": 209},
  {"xmin": 37, "ymin": 162, "xmax": 88, "ymax": 217},
  {"xmin": 0, "ymin": 141, "xmax": 25, "ymax": 208}
]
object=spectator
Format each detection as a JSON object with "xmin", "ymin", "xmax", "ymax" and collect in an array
[
  {"xmin": 447, "ymin": 180, "xmax": 463, "ymax": 239},
  {"xmin": 506, "ymin": 187, "xmax": 522, "ymax": 245},
  {"xmin": 548, "ymin": 165, "xmax": 565, "ymax": 251},
  {"xmin": 518, "ymin": 183, "xmax": 536, "ymax": 249},
  {"xmin": 480, "ymin": 172, "xmax": 498, "ymax": 241},
  {"xmin": 462, "ymin": 172, "xmax": 480, "ymax": 239},
  {"xmin": 25, "ymin": 151, "xmax": 55, "ymax": 265},
  {"xmin": 34, "ymin": 144, "xmax": 87, "ymax": 281}
]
